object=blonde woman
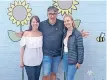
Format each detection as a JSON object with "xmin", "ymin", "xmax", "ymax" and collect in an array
[{"xmin": 63, "ymin": 15, "xmax": 84, "ymax": 80}]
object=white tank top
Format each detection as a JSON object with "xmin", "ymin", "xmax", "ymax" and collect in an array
[
  {"xmin": 63, "ymin": 38, "xmax": 68, "ymax": 53},
  {"xmin": 20, "ymin": 36, "xmax": 43, "ymax": 66}
]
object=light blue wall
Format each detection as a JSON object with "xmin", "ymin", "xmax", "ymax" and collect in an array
[{"xmin": 0, "ymin": 0, "xmax": 106, "ymax": 80}]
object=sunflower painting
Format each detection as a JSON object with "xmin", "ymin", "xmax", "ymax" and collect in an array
[
  {"xmin": 7, "ymin": 0, "xmax": 32, "ymax": 42},
  {"xmin": 53, "ymin": 0, "xmax": 79, "ymax": 16},
  {"xmin": 53, "ymin": 0, "xmax": 81, "ymax": 29}
]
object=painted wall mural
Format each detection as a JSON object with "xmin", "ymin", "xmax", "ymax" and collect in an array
[
  {"xmin": 0, "ymin": 0, "xmax": 106, "ymax": 80},
  {"xmin": 53, "ymin": 0, "xmax": 79, "ymax": 16},
  {"xmin": 96, "ymin": 32, "xmax": 105, "ymax": 42},
  {"xmin": 7, "ymin": 0, "xmax": 32, "ymax": 42}
]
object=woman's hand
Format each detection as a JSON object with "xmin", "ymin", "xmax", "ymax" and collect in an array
[
  {"xmin": 20, "ymin": 62, "xmax": 24, "ymax": 68},
  {"xmin": 75, "ymin": 63, "xmax": 81, "ymax": 69}
]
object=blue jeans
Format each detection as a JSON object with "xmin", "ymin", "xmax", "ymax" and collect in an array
[
  {"xmin": 25, "ymin": 65, "xmax": 41, "ymax": 80},
  {"xmin": 42, "ymin": 56, "xmax": 61, "ymax": 76},
  {"xmin": 63, "ymin": 53, "xmax": 77, "ymax": 80}
]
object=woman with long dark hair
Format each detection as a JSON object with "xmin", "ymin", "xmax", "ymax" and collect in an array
[{"xmin": 20, "ymin": 16, "xmax": 43, "ymax": 80}]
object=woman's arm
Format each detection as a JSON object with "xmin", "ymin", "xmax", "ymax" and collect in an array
[
  {"xmin": 76, "ymin": 32, "xmax": 84, "ymax": 64},
  {"xmin": 20, "ymin": 47, "xmax": 25, "ymax": 68},
  {"xmin": 19, "ymin": 31, "xmax": 28, "ymax": 68},
  {"xmin": 75, "ymin": 32, "xmax": 84, "ymax": 69}
]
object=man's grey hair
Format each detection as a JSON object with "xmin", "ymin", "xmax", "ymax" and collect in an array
[{"xmin": 47, "ymin": 6, "xmax": 58, "ymax": 13}]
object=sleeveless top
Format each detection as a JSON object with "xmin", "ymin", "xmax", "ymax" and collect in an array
[{"xmin": 20, "ymin": 36, "xmax": 43, "ymax": 66}]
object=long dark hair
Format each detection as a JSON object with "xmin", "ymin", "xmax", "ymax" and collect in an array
[{"xmin": 28, "ymin": 16, "xmax": 40, "ymax": 31}]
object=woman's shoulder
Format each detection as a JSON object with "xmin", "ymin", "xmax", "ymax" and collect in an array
[
  {"xmin": 23, "ymin": 31, "xmax": 42, "ymax": 37},
  {"xmin": 74, "ymin": 28, "xmax": 82, "ymax": 37},
  {"xmin": 23, "ymin": 31, "xmax": 30, "ymax": 37},
  {"xmin": 38, "ymin": 31, "xmax": 42, "ymax": 36}
]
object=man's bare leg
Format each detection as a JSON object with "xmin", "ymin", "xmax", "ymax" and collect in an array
[
  {"xmin": 42, "ymin": 75, "xmax": 50, "ymax": 80},
  {"xmin": 50, "ymin": 72, "xmax": 56, "ymax": 80}
]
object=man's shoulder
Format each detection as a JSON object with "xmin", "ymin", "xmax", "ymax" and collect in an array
[
  {"xmin": 57, "ymin": 19, "xmax": 64, "ymax": 23},
  {"xmin": 40, "ymin": 20, "xmax": 47, "ymax": 24},
  {"xmin": 57, "ymin": 19, "xmax": 64, "ymax": 29},
  {"xmin": 39, "ymin": 20, "xmax": 47, "ymax": 29}
]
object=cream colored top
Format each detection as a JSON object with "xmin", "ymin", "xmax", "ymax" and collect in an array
[{"xmin": 20, "ymin": 36, "xmax": 43, "ymax": 66}]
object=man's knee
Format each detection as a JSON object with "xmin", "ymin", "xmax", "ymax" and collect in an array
[
  {"xmin": 43, "ymin": 56, "xmax": 52, "ymax": 76},
  {"xmin": 51, "ymin": 72, "xmax": 56, "ymax": 76}
]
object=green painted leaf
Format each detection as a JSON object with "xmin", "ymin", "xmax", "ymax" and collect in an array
[
  {"xmin": 8, "ymin": 30, "xmax": 21, "ymax": 42},
  {"xmin": 74, "ymin": 19, "xmax": 81, "ymax": 28}
]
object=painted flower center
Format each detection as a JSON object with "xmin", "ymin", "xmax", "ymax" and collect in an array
[
  {"xmin": 58, "ymin": 0, "xmax": 73, "ymax": 9},
  {"xmin": 13, "ymin": 6, "xmax": 27, "ymax": 21}
]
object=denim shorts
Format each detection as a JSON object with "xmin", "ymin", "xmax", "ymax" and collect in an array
[{"xmin": 42, "ymin": 56, "xmax": 61, "ymax": 76}]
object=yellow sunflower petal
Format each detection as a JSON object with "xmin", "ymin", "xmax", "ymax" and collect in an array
[
  {"xmin": 26, "ymin": 16, "xmax": 30, "ymax": 21},
  {"xmin": 23, "ymin": 20, "xmax": 27, "ymax": 25},
  {"xmin": 16, "ymin": 21, "xmax": 20, "ymax": 26},
  {"xmin": 73, "ymin": 0, "xmax": 79, "ymax": 5},
  {"xmin": 27, "ymin": 8, "xmax": 32, "ymax": 12},
  {"xmin": 9, "ymin": 16, "xmax": 14, "ymax": 21},
  {"xmin": 65, "ymin": 10, "xmax": 69, "ymax": 15},
  {"xmin": 8, "ymin": 7, "xmax": 12, "ymax": 11},
  {"xmin": 8, "ymin": 12, "xmax": 12, "ymax": 16},
  {"xmin": 22, "ymin": 1, "xmax": 26, "ymax": 6},
  {"xmin": 25, "ymin": 4, "xmax": 29, "ymax": 8},
  {"xmin": 18, "ymin": 1, "xmax": 21, "ymax": 5},
  {"xmin": 12, "ymin": 19, "xmax": 17, "ymax": 24},
  {"xmin": 68, "ymin": 8, "xmax": 72, "ymax": 14},
  {"xmin": 61, "ymin": 11, "xmax": 65, "ymax": 16},
  {"xmin": 14, "ymin": 1, "xmax": 18, "ymax": 6},
  {"xmin": 27, "ymin": 13, "xmax": 32, "ymax": 17},
  {"xmin": 10, "ymin": 4, "xmax": 15, "ymax": 9},
  {"xmin": 21, "ymin": 21, "xmax": 25, "ymax": 25},
  {"xmin": 58, "ymin": 10, "xmax": 61, "ymax": 13},
  {"xmin": 71, "ymin": 5, "xmax": 77, "ymax": 10}
]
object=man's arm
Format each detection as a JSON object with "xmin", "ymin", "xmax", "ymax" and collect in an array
[
  {"xmin": 15, "ymin": 31, "xmax": 24, "ymax": 38},
  {"xmin": 81, "ymin": 29, "xmax": 89, "ymax": 37}
]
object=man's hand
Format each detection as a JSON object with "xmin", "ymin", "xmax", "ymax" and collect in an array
[
  {"xmin": 81, "ymin": 29, "xmax": 89, "ymax": 38},
  {"xmin": 15, "ymin": 32, "xmax": 24, "ymax": 38}
]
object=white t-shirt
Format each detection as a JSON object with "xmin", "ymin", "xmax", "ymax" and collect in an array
[{"xmin": 20, "ymin": 36, "xmax": 43, "ymax": 66}]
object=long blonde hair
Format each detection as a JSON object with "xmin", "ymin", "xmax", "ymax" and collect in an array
[{"xmin": 64, "ymin": 15, "xmax": 75, "ymax": 28}]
